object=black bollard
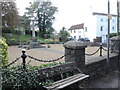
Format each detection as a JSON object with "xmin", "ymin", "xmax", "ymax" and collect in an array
[
  {"xmin": 21, "ymin": 49, "xmax": 27, "ymax": 69},
  {"xmin": 99, "ymin": 43, "xmax": 102, "ymax": 56}
]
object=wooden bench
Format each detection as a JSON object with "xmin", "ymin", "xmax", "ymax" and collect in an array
[{"xmin": 37, "ymin": 62, "xmax": 89, "ymax": 90}]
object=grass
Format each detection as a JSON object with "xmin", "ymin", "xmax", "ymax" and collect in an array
[{"xmin": 3, "ymin": 33, "xmax": 60, "ymax": 45}]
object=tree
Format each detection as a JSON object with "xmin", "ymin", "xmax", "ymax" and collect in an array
[
  {"xmin": 1, "ymin": 2, "xmax": 18, "ymax": 31},
  {"xmin": 59, "ymin": 27, "xmax": 70, "ymax": 42},
  {"xmin": 25, "ymin": 1, "xmax": 58, "ymax": 38}
]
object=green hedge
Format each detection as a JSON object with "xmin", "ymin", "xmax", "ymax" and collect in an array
[{"xmin": 0, "ymin": 38, "xmax": 8, "ymax": 67}]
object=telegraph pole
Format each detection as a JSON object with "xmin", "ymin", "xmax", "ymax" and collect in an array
[
  {"xmin": 117, "ymin": 0, "xmax": 120, "ymax": 36},
  {"xmin": 107, "ymin": 0, "xmax": 111, "ymax": 71},
  {"xmin": 0, "ymin": 3, "xmax": 2, "ymax": 39}
]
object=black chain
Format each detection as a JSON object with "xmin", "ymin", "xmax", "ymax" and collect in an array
[
  {"xmin": 27, "ymin": 55, "xmax": 65, "ymax": 63},
  {"xmin": 1, "ymin": 57, "xmax": 21, "ymax": 69},
  {"xmin": 102, "ymin": 47, "xmax": 107, "ymax": 51},
  {"xmin": 85, "ymin": 48, "xmax": 100, "ymax": 56}
]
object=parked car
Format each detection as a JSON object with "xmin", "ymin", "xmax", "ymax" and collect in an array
[{"xmin": 78, "ymin": 38, "xmax": 90, "ymax": 42}]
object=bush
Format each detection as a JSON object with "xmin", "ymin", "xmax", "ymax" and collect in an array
[
  {"xmin": 1, "ymin": 62, "xmax": 66, "ymax": 89},
  {"xmin": 2, "ymin": 67, "xmax": 45, "ymax": 90},
  {"xmin": 0, "ymin": 38, "xmax": 8, "ymax": 67}
]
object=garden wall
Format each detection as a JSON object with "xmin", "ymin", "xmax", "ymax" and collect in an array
[{"xmin": 83, "ymin": 53, "xmax": 119, "ymax": 78}]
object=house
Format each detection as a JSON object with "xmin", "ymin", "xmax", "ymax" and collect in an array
[
  {"xmin": 92, "ymin": 12, "xmax": 117, "ymax": 43},
  {"xmin": 68, "ymin": 12, "xmax": 118, "ymax": 43},
  {"xmin": 68, "ymin": 23, "xmax": 87, "ymax": 40}
]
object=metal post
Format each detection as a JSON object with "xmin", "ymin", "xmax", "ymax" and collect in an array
[
  {"xmin": 117, "ymin": 0, "xmax": 119, "ymax": 36},
  {"xmin": 21, "ymin": 49, "xmax": 27, "ymax": 69},
  {"xmin": 0, "ymin": 3, "xmax": 2, "ymax": 39},
  {"xmin": 99, "ymin": 43, "xmax": 102, "ymax": 56},
  {"xmin": 107, "ymin": 0, "xmax": 110, "ymax": 71},
  {"xmin": 0, "ymin": 3, "xmax": 2, "ymax": 90}
]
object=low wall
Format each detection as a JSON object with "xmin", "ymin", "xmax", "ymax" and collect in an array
[{"xmin": 83, "ymin": 53, "xmax": 119, "ymax": 78}]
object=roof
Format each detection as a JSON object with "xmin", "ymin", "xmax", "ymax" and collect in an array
[
  {"xmin": 68, "ymin": 23, "xmax": 84, "ymax": 30},
  {"xmin": 93, "ymin": 12, "xmax": 117, "ymax": 17}
]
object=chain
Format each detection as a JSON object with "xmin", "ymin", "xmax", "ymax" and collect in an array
[
  {"xmin": 1, "ymin": 57, "xmax": 21, "ymax": 69},
  {"xmin": 27, "ymin": 55, "xmax": 65, "ymax": 63},
  {"xmin": 85, "ymin": 48, "xmax": 100, "ymax": 56},
  {"xmin": 102, "ymin": 47, "xmax": 107, "ymax": 51}
]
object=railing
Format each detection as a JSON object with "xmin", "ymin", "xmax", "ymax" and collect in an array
[
  {"xmin": 85, "ymin": 43, "xmax": 107, "ymax": 56},
  {"xmin": 1, "ymin": 44, "xmax": 108, "ymax": 69},
  {"xmin": 1, "ymin": 49, "xmax": 66, "ymax": 69}
]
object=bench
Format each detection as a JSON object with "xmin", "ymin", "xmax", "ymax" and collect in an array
[{"xmin": 37, "ymin": 62, "xmax": 89, "ymax": 90}]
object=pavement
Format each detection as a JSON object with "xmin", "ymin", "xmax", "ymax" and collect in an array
[
  {"xmin": 82, "ymin": 70, "xmax": 119, "ymax": 88},
  {"xmin": 8, "ymin": 44, "xmax": 107, "ymax": 66}
]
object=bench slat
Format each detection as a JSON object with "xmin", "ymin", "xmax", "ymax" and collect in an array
[
  {"xmin": 52, "ymin": 67, "xmax": 76, "ymax": 76},
  {"xmin": 45, "ymin": 74, "xmax": 89, "ymax": 90}
]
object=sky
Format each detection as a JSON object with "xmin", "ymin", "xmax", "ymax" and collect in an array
[{"xmin": 16, "ymin": 0, "xmax": 118, "ymax": 32}]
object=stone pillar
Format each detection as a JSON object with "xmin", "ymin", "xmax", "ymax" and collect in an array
[
  {"xmin": 64, "ymin": 40, "xmax": 87, "ymax": 69},
  {"xmin": 111, "ymin": 36, "xmax": 120, "ymax": 53}
]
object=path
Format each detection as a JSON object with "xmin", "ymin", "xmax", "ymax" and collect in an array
[{"xmin": 8, "ymin": 44, "xmax": 107, "ymax": 66}]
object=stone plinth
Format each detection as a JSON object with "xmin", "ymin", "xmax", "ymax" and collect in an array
[
  {"xmin": 64, "ymin": 40, "xmax": 87, "ymax": 69},
  {"xmin": 111, "ymin": 36, "xmax": 120, "ymax": 53}
]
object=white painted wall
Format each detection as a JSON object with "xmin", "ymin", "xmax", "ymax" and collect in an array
[{"xmin": 96, "ymin": 15, "xmax": 117, "ymax": 43}]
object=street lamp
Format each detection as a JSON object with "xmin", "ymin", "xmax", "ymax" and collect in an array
[
  {"xmin": 117, "ymin": 0, "xmax": 120, "ymax": 36},
  {"xmin": 107, "ymin": 0, "xmax": 111, "ymax": 71},
  {"xmin": 0, "ymin": 4, "xmax": 1, "ymax": 36}
]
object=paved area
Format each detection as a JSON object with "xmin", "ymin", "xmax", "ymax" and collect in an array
[
  {"xmin": 8, "ymin": 44, "xmax": 107, "ymax": 66},
  {"xmin": 82, "ymin": 71, "xmax": 119, "ymax": 88}
]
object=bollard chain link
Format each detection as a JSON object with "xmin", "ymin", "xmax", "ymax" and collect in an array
[
  {"xmin": 85, "ymin": 48, "xmax": 100, "ymax": 56},
  {"xmin": 2, "ymin": 57, "xmax": 21, "ymax": 69},
  {"xmin": 102, "ymin": 47, "xmax": 107, "ymax": 51},
  {"xmin": 27, "ymin": 55, "xmax": 66, "ymax": 63}
]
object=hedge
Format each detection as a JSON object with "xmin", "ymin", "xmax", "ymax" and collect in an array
[{"xmin": 0, "ymin": 37, "xmax": 8, "ymax": 67}]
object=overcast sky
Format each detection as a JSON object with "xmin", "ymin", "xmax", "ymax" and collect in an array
[{"xmin": 16, "ymin": 0, "xmax": 118, "ymax": 32}]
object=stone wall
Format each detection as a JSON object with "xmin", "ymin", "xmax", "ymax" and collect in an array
[
  {"xmin": 83, "ymin": 53, "xmax": 119, "ymax": 78},
  {"xmin": 64, "ymin": 38, "xmax": 120, "ymax": 78}
]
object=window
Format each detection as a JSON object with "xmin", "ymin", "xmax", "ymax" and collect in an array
[
  {"xmin": 112, "ymin": 19, "xmax": 115, "ymax": 22},
  {"xmin": 74, "ymin": 36, "xmax": 76, "ymax": 39},
  {"xmin": 71, "ymin": 30, "xmax": 72, "ymax": 33},
  {"xmin": 79, "ymin": 36, "xmax": 81, "ymax": 39},
  {"xmin": 74, "ymin": 30, "xmax": 76, "ymax": 33},
  {"xmin": 112, "ymin": 27, "xmax": 114, "ymax": 30},
  {"xmin": 100, "ymin": 26, "xmax": 103, "ymax": 31},
  {"xmin": 85, "ymin": 27, "xmax": 87, "ymax": 32},
  {"xmin": 101, "ymin": 19, "xmax": 103, "ymax": 22},
  {"xmin": 106, "ymin": 19, "xmax": 108, "ymax": 22},
  {"xmin": 79, "ymin": 30, "xmax": 81, "ymax": 33}
]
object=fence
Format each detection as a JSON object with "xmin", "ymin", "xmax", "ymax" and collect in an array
[
  {"xmin": 85, "ymin": 43, "xmax": 107, "ymax": 56},
  {"xmin": 1, "ymin": 43, "xmax": 108, "ymax": 70}
]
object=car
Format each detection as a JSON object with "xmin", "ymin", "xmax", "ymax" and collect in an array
[{"xmin": 78, "ymin": 38, "xmax": 90, "ymax": 42}]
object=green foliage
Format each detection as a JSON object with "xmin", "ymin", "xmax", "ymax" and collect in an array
[
  {"xmin": 2, "ymin": 33, "xmax": 32, "ymax": 45},
  {"xmin": 0, "ymin": 38, "xmax": 8, "ymax": 67},
  {"xmin": 110, "ymin": 33, "xmax": 117, "ymax": 38},
  {"xmin": 59, "ymin": 27, "xmax": 70, "ymax": 42},
  {"xmin": 1, "ymin": 62, "xmax": 66, "ymax": 89},
  {"xmin": 2, "ymin": 66, "xmax": 44, "ymax": 89},
  {"xmin": 1, "ymin": 2, "xmax": 18, "ymax": 31},
  {"xmin": 25, "ymin": 1, "xmax": 58, "ymax": 38}
]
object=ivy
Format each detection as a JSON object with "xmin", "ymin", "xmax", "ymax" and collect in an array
[{"xmin": 0, "ymin": 37, "xmax": 8, "ymax": 67}]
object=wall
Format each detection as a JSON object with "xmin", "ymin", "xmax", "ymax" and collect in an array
[{"xmin": 83, "ymin": 53, "xmax": 119, "ymax": 78}]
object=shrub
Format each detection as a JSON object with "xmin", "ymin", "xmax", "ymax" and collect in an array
[
  {"xmin": 2, "ymin": 66, "xmax": 45, "ymax": 90},
  {"xmin": 0, "ymin": 38, "xmax": 8, "ymax": 67}
]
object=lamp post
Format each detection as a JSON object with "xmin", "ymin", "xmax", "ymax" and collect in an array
[
  {"xmin": 107, "ymin": 0, "xmax": 111, "ymax": 71},
  {"xmin": 0, "ymin": 3, "xmax": 1, "ymax": 33},
  {"xmin": 117, "ymin": 0, "xmax": 120, "ymax": 36}
]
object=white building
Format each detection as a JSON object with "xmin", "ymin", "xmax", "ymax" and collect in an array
[
  {"xmin": 92, "ymin": 12, "xmax": 117, "ymax": 43},
  {"xmin": 68, "ymin": 23, "xmax": 87, "ymax": 40},
  {"xmin": 68, "ymin": 12, "xmax": 118, "ymax": 43}
]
